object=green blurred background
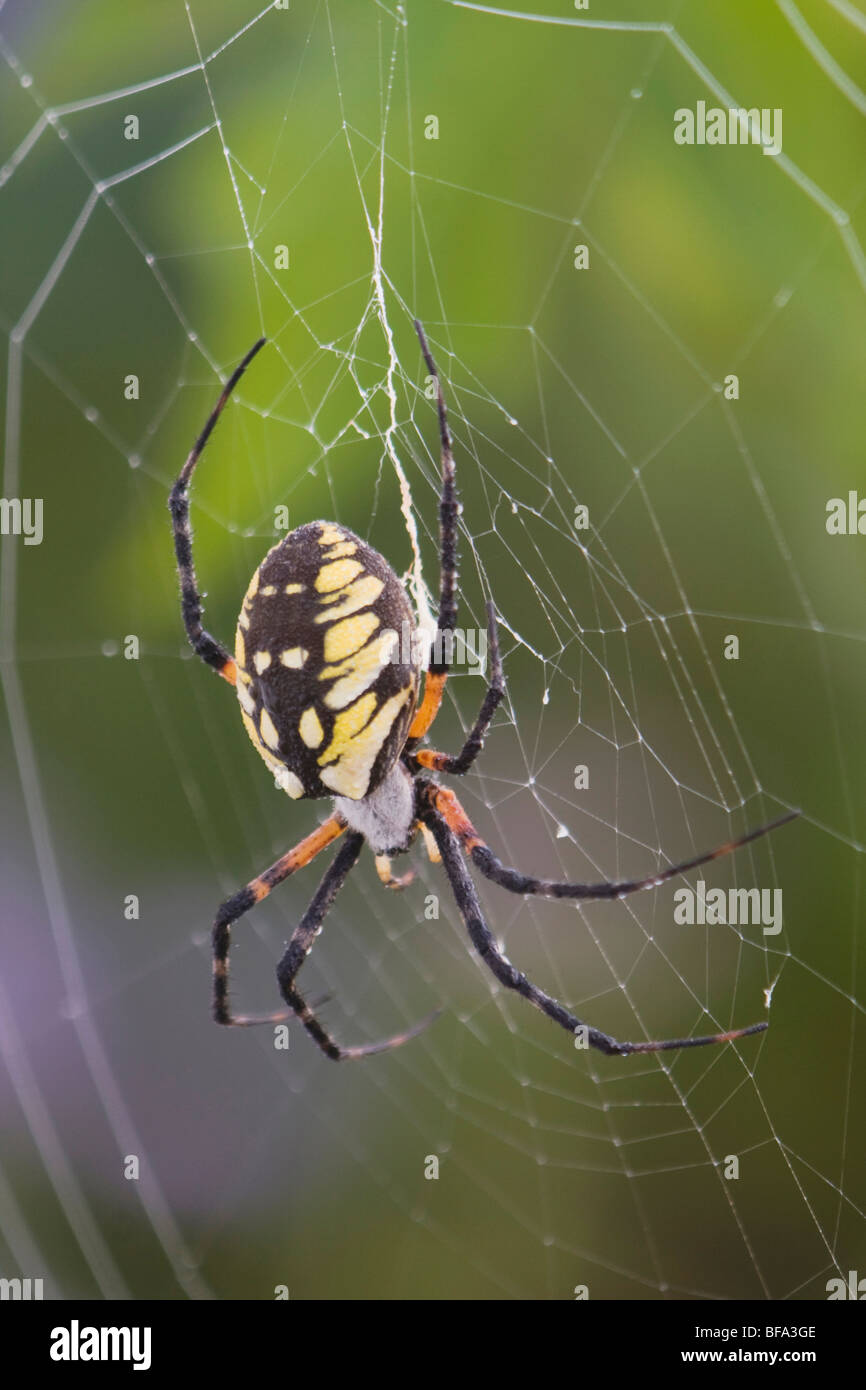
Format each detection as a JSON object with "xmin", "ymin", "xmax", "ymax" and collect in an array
[{"xmin": 1, "ymin": 0, "xmax": 865, "ymax": 1299}]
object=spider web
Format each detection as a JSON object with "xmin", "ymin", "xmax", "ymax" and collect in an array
[{"xmin": 1, "ymin": 0, "xmax": 865, "ymax": 1300}]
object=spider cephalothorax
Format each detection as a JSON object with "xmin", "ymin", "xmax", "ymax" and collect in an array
[{"xmin": 169, "ymin": 323, "xmax": 797, "ymax": 1061}]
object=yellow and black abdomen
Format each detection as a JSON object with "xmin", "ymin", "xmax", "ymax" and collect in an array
[{"xmin": 233, "ymin": 521, "xmax": 420, "ymax": 801}]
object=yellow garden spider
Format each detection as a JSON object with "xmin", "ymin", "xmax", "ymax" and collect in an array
[{"xmin": 169, "ymin": 323, "xmax": 796, "ymax": 1061}]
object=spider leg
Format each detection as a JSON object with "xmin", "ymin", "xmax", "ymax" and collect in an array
[
  {"xmin": 374, "ymin": 855, "xmax": 416, "ymax": 891},
  {"xmin": 412, "ymin": 601, "xmax": 504, "ymax": 776},
  {"xmin": 275, "ymin": 834, "xmax": 441, "ymax": 1060},
  {"xmin": 424, "ymin": 807, "xmax": 768, "ymax": 1057},
  {"xmin": 421, "ymin": 823, "xmax": 442, "ymax": 865},
  {"xmin": 212, "ymin": 812, "xmax": 345, "ymax": 1026},
  {"xmin": 169, "ymin": 336, "xmax": 267, "ymax": 684},
  {"xmin": 406, "ymin": 320, "xmax": 459, "ymax": 745},
  {"xmin": 427, "ymin": 784, "xmax": 799, "ymax": 901}
]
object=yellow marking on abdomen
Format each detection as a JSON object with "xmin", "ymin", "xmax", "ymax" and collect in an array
[
  {"xmin": 259, "ymin": 708, "xmax": 281, "ymax": 751},
  {"xmin": 280, "ymin": 647, "xmax": 309, "ymax": 669},
  {"xmin": 260, "ymin": 585, "xmax": 277, "ymax": 596},
  {"xmin": 314, "ymin": 575, "xmax": 383, "ymax": 624},
  {"xmin": 253, "ymin": 651, "xmax": 272, "ymax": 674},
  {"xmin": 237, "ymin": 680, "xmax": 256, "ymax": 716},
  {"xmin": 235, "ymin": 628, "xmax": 247, "ymax": 668},
  {"xmin": 315, "ymin": 559, "xmax": 364, "ymax": 593},
  {"xmin": 321, "ymin": 540, "xmax": 357, "ymax": 559},
  {"xmin": 275, "ymin": 767, "xmax": 305, "ymax": 798},
  {"xmin": 317, "ymin": 525, "xmax": 345, "ymax": 545},
  {"xmin": 239, "ymin": 710, "xmax": 304, "ymax": 798},
  {"xmin": 318, "ymin": 692, "xmax": 377, "ymax": 765},
  {"xmin": 319, "ymin": 688, "xmax": 413, "ymax": 799},
  {"xmin": 323, "ymin": 611, "xmax": 379, "ymax": 663},
  {"xmin": 299, "ymin": 706, "xmax": 324, "ymax": 749},
  {"xmin": 319, "ymin": 630, "xmax": 398, "ymax": 680},
  {"xmin": 243, "ymin": 568, "xmax": 260, "ymax": 604},
  {"xmin": 285, "ymin": 582, "xmax": 305, "ymax": 595},
  {"xmin": 321, "ymin": 631, "xmax": 397, "ymax": 710}
]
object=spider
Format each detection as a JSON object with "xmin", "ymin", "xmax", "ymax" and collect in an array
[{"xmin": 169, "ymin": 323, "xmax": 797, "ymax": 1062}]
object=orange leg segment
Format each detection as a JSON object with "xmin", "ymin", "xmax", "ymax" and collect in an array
[
  {"xmin": 213, "ymin": 813, "xmax": 346, "ymax": 1025},
  {"xmin": 427, "ymin": 784, "xmax": 484, "ymax": 853},
  {"xmin": 407, "ymin": 669, "xmax": 447, "ymax": 742},
  {"xmin": 414, "ymin": 749, "xmax": 451, "ymax": 772}
]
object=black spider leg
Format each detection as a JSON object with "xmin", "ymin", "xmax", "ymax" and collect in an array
[
  {"xmin": 414, "ymin": 318, "xmax": 458, "ymax": 668},
  {"xmin": 405, "ymin": 320, "xmax": 460, "ymax": 746},
  {"xmin": 274, "ymin": 834, "xmax": 442, "ymax": 1061},
  {"xmin": 424, "ymin": 806, "xmax": 769, "ymax": 1057},
  {"xmin": 212, "ymin": 814, "xmax": 346, "ymax": 1027},
  {"xmin": 408, "ymin": 600, "xmax": 504, "ymax": 776},
  {"xmin": 168, "ymin": 336, "xmax": 267, "ymax": 680},
  {"xmin": 467, "ymin": 808, "xmax": 800, "ymax": 901},
  {"xmin": 212, "ymin": 826, "xmax": 439, "ymax": 1057}
]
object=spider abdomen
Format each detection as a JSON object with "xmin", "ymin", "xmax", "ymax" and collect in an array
[{"xmin": 234, "ymin": 521, "xmax": 420, "ymax": 801}]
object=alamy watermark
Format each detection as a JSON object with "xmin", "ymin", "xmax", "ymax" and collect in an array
[
  {"xmin": 50, "ymin": 1321, "xmax": 151, "ymax": 1370},
  {"xmin": 0, "ymin": 1276, "xmax": 43, "ymax": 1299},
  {"xmin": 384, "ymin": 621, "xmax": 487, "ymax": 677},
  {"xmin": 674, "ymin": 101, "xmax": 783, "ymax": 157},
  {"xmin": 827, "ymin": 1270, "xmax": 865, "ymax": 1299},
  {"xmin": 674, "ymin": 881, "xmax": 783, "ymax": 935},
  {"xmin": 0, "ymin": 497, "xmax": 43, "ymax": 545}
]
